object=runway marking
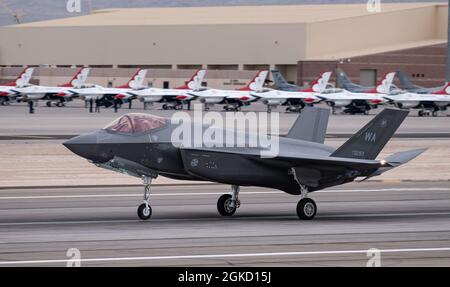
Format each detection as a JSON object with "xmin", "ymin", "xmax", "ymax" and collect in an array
[
  {"xmin": 1, "ymin": 247, "xmax": 450, "ymax": 265},
  {"xmin": 1, "ymin": 211, "xmax": 450, "ymax": 226},
  {"xmin": 0, "ymin": 188, "xmax": 449, "ymax": 200}
]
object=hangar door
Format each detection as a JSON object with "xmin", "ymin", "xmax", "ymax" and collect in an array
[{"xmin": 360, "ymin": 69, "xmax": 377, "ymax": 87}]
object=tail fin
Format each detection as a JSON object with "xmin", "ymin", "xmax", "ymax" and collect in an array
[
  {"xmin": 336, "ymin": 68, "xmax": 355, "ymax": 89},
  {"xmin": 58, "ymin": 67, "xmax": 90, "ymax": 88},
  {"xmin": 366, "ymin": 72, "xmax": 396, "ymax": 94},
  {"xmin": 331, "ymin": 109, "xmax": 409, "ymax": 160},
  {"xmin": 300, "ymin": 71, "xmax": 332, "ymax": 93},
  {"xmin": 271, "ymin": 70, "xmax": 290, "ymax": 88},
  {"xmin": 3, "ymin": 67, "xmax": 34, "ymax": 87},
  {"xmin": 238, "ymin": 70, "xmax": 269, "ymax": 92},
  {"xmin": 176, "ymin": 69, "xmax": 206, "ymax": 91},
  {"xmin": 433, "ymin": 82, "xmax": 450, "ymax": 95},
  {"xmin": 287, "ymin": 107, "xmax": 330, "ymax": 144},
  {"xmin": 116, "ymin": 69, "xmax": 148, "ymax": 89},
  {"xmin": 396, "ymin": 70, "xmax": 421, "ymax": 90}
]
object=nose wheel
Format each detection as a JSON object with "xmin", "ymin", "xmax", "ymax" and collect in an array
[
  {"xmin": 137, "ymin": 176, "xmax": 155, "ymax": 220},
  {"xmin": 217, "ymin": 185, "xmax": 241, "ymax": 216}
]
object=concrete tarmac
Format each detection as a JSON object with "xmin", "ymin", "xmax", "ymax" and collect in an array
[
  {"xmin": 0, "ymin": 181, "xmax": 449, "ymax": 266},
  {"xmin": 1, "ymin": 102, "xmax": 449, "ymax": 136}
]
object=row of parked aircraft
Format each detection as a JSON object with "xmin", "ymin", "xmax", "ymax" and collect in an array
[{"xmin": 0, "ymin": 67, "xmax": 449, "ymax": 116}]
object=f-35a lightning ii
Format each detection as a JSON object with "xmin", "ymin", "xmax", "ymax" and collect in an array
[{"xmin": 64, "ymin": 108, "xmax": 426, "ymax": 220}]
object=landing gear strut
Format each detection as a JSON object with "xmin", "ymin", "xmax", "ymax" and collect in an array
[
  {"xmin": 137, "ymin": 176, "xmax": 153, "ymax": 220},
  {"xmin": 291, "ymin": 168, "xmax": 317, "ymax": 220},
  {"xmin": 217, "ymin": 185, "xmax": 241, "ymax": 216}
]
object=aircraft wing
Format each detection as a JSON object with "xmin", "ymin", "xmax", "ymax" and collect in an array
[{"xmin": 179, "ymin": 145, "xmax": 387, "ymax": 170}]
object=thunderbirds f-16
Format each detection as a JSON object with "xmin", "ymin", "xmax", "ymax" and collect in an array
[
  {"xmin": 64, "ymin": 107, "xmax": 425, "ymax": 220},
  {"xmin": 319, "ymin": 72, "xmax": 395, "ymax": 114},
  {"xmin": 250, "ymin": 71, "xmax": 332, "ymax": 113},
  {"xmin": 14, "ymin": 67, "xmax": 91, "ymax": 107},
  {"xmin": 188, "ymin": 70, "xmax": 269, "ymax": 111},
  {"xmin": 68, "ymin": 68, "xmax": 148, "ymax": 108},
  {"xmin": 384, "ymin": 82, "xmax": 450, "ymax": 116},
  {"xmin": 124, "ymin": 69, "xmax": 206, "ymax": 110},
  {"xmin": 0, "ymin": 67, "xmax": 34, "ymax": 105}
]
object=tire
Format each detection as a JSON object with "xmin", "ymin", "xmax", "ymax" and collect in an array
[
  {"xmin": 46, "ymin": 101, "xmax": 52, "ymax": 107},
  {"xmin": 296, "ymin": 198, "xmax": 317, "ymax": 220},
  {"xmin": 137, "ymin": 203, "xmax": 152, "ymax": 220},
  {"xmin": 162, "ymin": 104, "xmax": 168, "ymax": 110},
  {"xmin": 217, "ymin": 194, "xmax": 236, "ymax": 216},
  {"xmin": 418, "ymin": 111, "xmax": 424, "ymax": 117}
]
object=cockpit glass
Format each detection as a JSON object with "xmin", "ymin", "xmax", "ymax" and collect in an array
[{"xmin": 103, "ymin": 113, "xmax": 167, "ymax": 134}]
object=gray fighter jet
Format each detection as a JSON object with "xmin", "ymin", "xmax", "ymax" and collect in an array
[
  {"xmin": 64, "ymin": 108, "xmax": 426, "ymax": 220},
  {"xmin": 396, "ymin": 70, "xmax": 444, "ymax": 94}
]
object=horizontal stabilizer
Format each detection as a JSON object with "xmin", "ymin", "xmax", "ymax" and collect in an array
[
  {"xmin": 287, "ymin": 107, "xmax": 330, "ymax": 144},
  {"xmin": 384, "ymin": 148, "xmax": 427, "ymax": 167},
  {"xmin": 362, "ymin": 148, "xmax": 427, "ymax": 180}
]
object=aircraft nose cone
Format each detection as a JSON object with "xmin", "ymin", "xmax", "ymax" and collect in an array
[{"xmin": 63, "ymin": 132, "xmax": 99, "ymax": 161}]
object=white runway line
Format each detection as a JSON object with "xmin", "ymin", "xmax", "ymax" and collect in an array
[
  {"xmin": 0, "ymin": 188, "xmax": 449, "ymax": 200},
  {"xmin": 1, "ymin": 247, "xmax": 450, "ymax": 265},
  {"xmin": 1, "ymin": 211, "xmax": 450, "ymax": 227}
]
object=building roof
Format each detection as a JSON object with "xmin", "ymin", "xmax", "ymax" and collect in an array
[{"xmin": 13, "ymin": 3, "xmax": 445, "ymax": 27}]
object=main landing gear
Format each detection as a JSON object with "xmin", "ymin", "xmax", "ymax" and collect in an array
[
  {"xmin": 137, "ymin": 176, "xmax": 154, "ymax": 220},
  {"xmin": 217, "ymin": 185, "xmax": 241, "ymax": 216},
  {"xmin": 291, "ymin": 168, "xmax": 317, "ymax": 220}
]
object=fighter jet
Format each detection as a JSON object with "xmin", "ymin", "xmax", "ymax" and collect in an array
[
  {"xmin": 125, "ymin": 69, "xmax": 206, "ymax": 110},
  {"xmin": 64, "ymin": 107, "xmax": 426, "ymax": 220},
  {"xmin": 0, "ymin": 67, "xmax": 34, "ymax": 105},
  {"xmin": 321, "ymin": 72, "xmax": 395, "ymax": 115},
  {"xmin": 396, "ymin": 70, "xmax": 444, "ymax": 94}
]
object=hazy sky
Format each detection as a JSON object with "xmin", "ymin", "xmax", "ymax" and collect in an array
[{"xmin": 0, "ymin": 0, "xmax": 446, "ymax": 26}]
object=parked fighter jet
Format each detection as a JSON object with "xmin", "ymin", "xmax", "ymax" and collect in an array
[
  {"xmin": 250, "ymin": 71, "xmax": 332, "ymax": 113},
  {"xmin": 384, "ymin": 82, "xmax": 450, "ymax": 116},
  {"xmin": 189, "ymin": 70, "xmax": 269, "ymax": 111},
  {"xmin": 0, "ymin": 67, "xmax": 34, "ymax": 105},
  {"xmin": 396, "ymin": 70, "xmax": 444, "ymax": 94},
  {"xmin": 124, "ymin": 69, "xmax": 206, "ymax": 110},
  {"xmin": 15, "ymin": 67, "xmax": 91, "ymax": 107},
  {"xmin": 320, "ymin": 72, "xmax": 395, "ymax": 114},
  {"xmin": 270, "ymin": 70, "xmax": 305, "ymax": 91},
  {"xmin": 64, "ymin": 107, "xmax": 425, "ymax": 220},
  {"xmin": 70, "ymin": 69, "xmax": 148, "ymax": 108}
]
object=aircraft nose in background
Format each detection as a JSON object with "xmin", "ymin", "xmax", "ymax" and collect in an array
[{"xmin": 63, "ymin": 132, "xmax": 99, "ymax": 161}]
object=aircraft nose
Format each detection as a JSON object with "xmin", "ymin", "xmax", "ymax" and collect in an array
[{"xmin": 63, "ymin": 132, "xmax": 99, "ymax": 161}]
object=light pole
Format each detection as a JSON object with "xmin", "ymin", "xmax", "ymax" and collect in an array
[{"xmin": 446, "ymin": 0, "xmax": 450, "ymax": 81}]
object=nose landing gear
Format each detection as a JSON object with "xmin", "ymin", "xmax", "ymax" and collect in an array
[{"xmin": 137, "ymin": 176, "xmax": 154, "ymax": 220}]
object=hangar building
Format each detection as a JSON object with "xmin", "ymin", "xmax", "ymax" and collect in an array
[{"xmin": 0, "ymin": 2, "xmax": 447, "ymax": 89}]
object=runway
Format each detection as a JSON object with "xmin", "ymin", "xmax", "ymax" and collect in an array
[{"xmin": 0, "ymin": 181, "xmax": 449, "ymax": 266}]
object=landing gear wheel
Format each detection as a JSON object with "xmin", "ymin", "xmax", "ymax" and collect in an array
[
  {"xmin": 296, "ymin": 198, "xmax": 317, "ymax": 220},
  {"xmin": 217, "ymin": 194, "xmax": 236, "ymax": 216},
  {"xmin": 137, "ymin": 203, "xmax": 152, "ymax": 220}
]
